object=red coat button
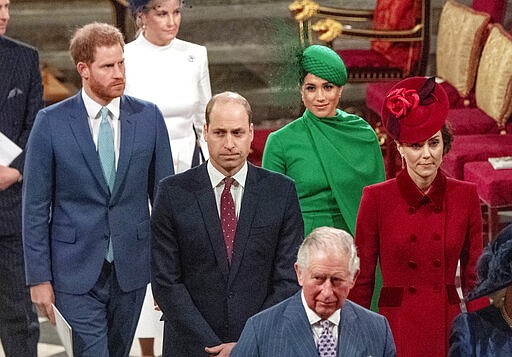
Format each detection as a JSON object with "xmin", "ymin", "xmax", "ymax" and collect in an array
[
  {"xmin": 433, "ymin": 259, "xmax": 442, "ymax": 267},
  {"xmin": 408, "ymin": 286, "xmax": 417, "ymax": 293},
  {"xmin": 407, "ymin": 260, "xmax": 418, "ymax": 269}
]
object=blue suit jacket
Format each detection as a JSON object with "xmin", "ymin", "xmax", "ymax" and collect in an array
[
  {"xmin": 151, "ymin": 162, "xmax": 304, "ymax": 356},
  {"xmin": 0, "ymin": 36, "xmax": 43, "ymax": 235},
  {"xmin": 231, "ymin": 291, "xmax": 397, "ymax": 357},
  {"xmin": 22, "ymin": 92, "xmax": 173, "ymax": 294}
]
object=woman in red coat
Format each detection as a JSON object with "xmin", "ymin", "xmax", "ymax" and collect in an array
[{"xmin": 349, "ymin": 77, "xmax": 486, "ymax": 357}]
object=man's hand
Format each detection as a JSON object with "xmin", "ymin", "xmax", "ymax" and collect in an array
[
  {"xmin": 0, "ymin": 166, "xmax": 21, "ymax": 190},
  {"xmin": 30, "ymin": 282, "xmax": 56, "ymax": 325},
  {"xmin": 204, "ymin": 342, "xmax": 236, "ymax": 356}
]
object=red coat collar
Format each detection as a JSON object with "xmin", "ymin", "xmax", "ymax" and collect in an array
[{"xmin": 396, "ymin": 169, "xmax": 446, "ymax": 212}]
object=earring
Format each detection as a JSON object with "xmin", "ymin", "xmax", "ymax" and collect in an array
[{"xmin": 401, "ymin": 155, "xmax": 405, "ymax": 169}]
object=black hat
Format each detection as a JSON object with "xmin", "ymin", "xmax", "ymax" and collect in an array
[{"xmin": 467, "ymin": 224, "xmax": 512, "ymax": 301}]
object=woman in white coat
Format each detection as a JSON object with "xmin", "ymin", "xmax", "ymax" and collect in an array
[
  {"xmin": 124, "ymin": 1, "xmax": 212, "ymax": 355},
  {"xmin": 125, "ymin": 0, "xmax": 211, "ymax": 174}
]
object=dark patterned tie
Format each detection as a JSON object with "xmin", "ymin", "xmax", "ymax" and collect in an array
[
  {"xmin": 318, "ymin": 320, "xmax": 336, "ymax": 357},
  {"xmin": 221, "ymin": 177, "xmax": 237, "ymax": 263}
]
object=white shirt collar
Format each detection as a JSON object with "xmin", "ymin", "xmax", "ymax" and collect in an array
[
  {"xmin": 207, "ymin": 160, "xmax": 248, "ymax": 189},
  {"xmin": 81, "ymin": 88, "xmax": 121, "ymax": 120},
  {"xmin": 301, "ymin": 290, "xmax": 340, "ymax": 327}
]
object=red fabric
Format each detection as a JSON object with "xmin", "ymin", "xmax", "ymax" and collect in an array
[
  {"xmin": 351, "ymin": 170, "xmax": 484, "ymax": 356},
  {"xmin": 472, "ymin": 0, "xmax": 507, "ymax": 25},
  {"xmin": 221, "ymin": 177, "xmax": 236, "ymax": 263},
  {"xmin": 337, "ymin": 49, "xmax": 391, "ymax": 69},
  {"xmin": 439, "ymin": 81, "xmax": 477, "ymax": 109},
  {"xmin": 464, "ymin": 161, "xmax": 512, "ymax": 207},
  {"xmin": 366, "ymin": 81, "xmax": 398, "ymax": 114},
  {"xmin": 371, "ymin": 0, "xmax": 423, "ymax": 75},
  {"xmin": 441, "ymin": 134, "xmax": 512, "ymax": 179},
  {"xmin": 248, "ymin": 129, "xmax": 275, "ymax": 167},
  {"xmin": 447, "ymin": 108, "xmax": 511, "ymax": 135}
]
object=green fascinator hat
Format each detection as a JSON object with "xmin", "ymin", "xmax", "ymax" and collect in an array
[{"xmin": 302, "ymin": 45, "xmax": 347, "ymax": 86}]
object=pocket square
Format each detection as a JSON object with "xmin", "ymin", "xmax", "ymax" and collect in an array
[{"xmin": 8, "ymin": 87, "xmax": 23, "ymax": 99}]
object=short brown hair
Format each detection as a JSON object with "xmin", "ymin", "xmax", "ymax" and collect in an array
[
  {"xmin": 205, "ymin": 91, "xmax": 253, "ymax": 125},
  {"xmin": 69, "ymin": 22, "xmax": 125, "ymax": 65}
]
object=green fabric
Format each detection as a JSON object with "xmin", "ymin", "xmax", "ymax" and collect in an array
[
  {"xmin": 302, "ymin": 45, "xmax": 347, "ymax": 86},
  {"xmin": 262, "ymin": 109, "xmax": 385, "ymax": 236}
]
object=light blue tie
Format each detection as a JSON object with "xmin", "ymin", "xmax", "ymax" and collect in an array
[{"xmin": 98, "ymin": 106, "xmax": 115, "ymax": 262}]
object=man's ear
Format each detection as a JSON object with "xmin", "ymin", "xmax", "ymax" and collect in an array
[
  {"xmin": 76, "ymin": 62, "xmax": 89, "ymax": 80},
  {"xmin": 294, "ymin": 263, "xmax": 303, "ymax": 287},
  {"xmin": 349, "ymin": 269, "xmax": 360, "ymax": 288}
]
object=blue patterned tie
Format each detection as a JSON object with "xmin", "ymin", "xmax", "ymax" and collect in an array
[
  {"xmin": 318, "ymin": 320, "xmax": 336, "ymax": 356},
  {"xmin": 98, "ymin": 106, "xmax": 115, "ymax": 262}
]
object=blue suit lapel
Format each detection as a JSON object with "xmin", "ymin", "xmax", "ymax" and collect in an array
[
  {"xmin": 228, "ymin": 163, "xmax": 259, "ymax": 285},
  {"xmin": 194, "ymin": 164, "xmax": 230, "ymax": 282},
  {"xmin": 282, "ymin": 292, "xmax": 319, "ymax": 357},
  {"xmin": 338, "ymin": 301, "xmax": 364, "ymax": 356},
  {"xmin": 67, "ymin": 93, "xmax": 110, "ymax": 196},
  {"xmin": 110, "ymin": 96, "xmax": 135, "ymax": 202}
]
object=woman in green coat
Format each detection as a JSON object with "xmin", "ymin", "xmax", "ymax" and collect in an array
[{"xmin": 262, "ymin": 45, "xmax": 385, "ymax": 237}]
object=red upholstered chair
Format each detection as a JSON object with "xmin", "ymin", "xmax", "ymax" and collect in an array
[
  {"xmin": 472, "ymin": 0, "xmax": 507, "ymax": 25},
  {"xmin": 365, "ymin": 1, "xmax": 492, "ymax": 177},
  {"xmin": 289, "ymin": 0, "xmax": 431, "ymax": 82},
  {"xmin": 464, "ymin": 162, "xmax": 512, "ymax": 241}
]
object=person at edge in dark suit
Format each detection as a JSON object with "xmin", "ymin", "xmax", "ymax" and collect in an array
[
  {"xmin": 449, "ymin": 223, "xmax": 512, "ymax": 356},
  {"xmin": 0, "ymin": 0, "xmax": 42, "ymax": 355},
  {"xmin": 151, "ymin": 91, "xmax": 304, "ymax": 357},
  {"xmin": 231, "ymin": 226, "xmax": 396, "ymax": 357},
  {"xmin": 22, "ymin": 22, "xmax": 173, "ymax": 356}
]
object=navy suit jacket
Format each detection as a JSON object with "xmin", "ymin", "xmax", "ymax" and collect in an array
[
  {"xmin": 151, "ymin": 162, "xmax": 304, "ymax": 356},
  {"xmin": 0, "ymin": 36, "xmax": 43, "ymax": 235},
  {"xmin": 232, "ymin": 291, "xmax": 397, "ymax": 357},
  {"xmin": 22, "ymin": 92, "xmax": 173, "ymax": 294}
]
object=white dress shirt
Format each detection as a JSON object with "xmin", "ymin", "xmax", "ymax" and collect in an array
[
  {"xmin": 82, "ymin": 89, "xmax": 121, "ymax": 168},
  {"xmin": 207, "ymin": 161, "xmax": 248, "ymax": 219},
  {"xmin": 301, "ymin": 290, "xmax": 340, "ymax": 346}
]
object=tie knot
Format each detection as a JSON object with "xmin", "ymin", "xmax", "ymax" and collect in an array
[
  {"xmin": 223, "ymin": 177, "xmax": 234, "ymax": 190},
  {"xmin": 320, "ymin": 320, "xmax": 330, "ymax": 330},
  {"xmin": 100, "ymin": 107, "xmax": 109, "ymax": 121}
]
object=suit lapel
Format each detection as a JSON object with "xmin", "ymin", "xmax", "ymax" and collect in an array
[
  {"xmin": 110, "ymin": 96, "xmax": 135, "ymax": 203},
  {"xmin": 283, "ymin": 292, "xmax": 319, "ymax": 356},
  {"xmin": 337, "ymin": 301, "xmax": 364, "ymax": 356},
  {"xmin": 228, "ymin": 163, "xmax": 259, "ymax": 285},
  {"xmin": 68, "ymin": 93, "xmax": 110, "ymax": 195},
  {"xmin": 195, "ymin": 164, "xmax": 230, "ymax": 281},
  {"xmin": 0, "ymin": 38, "xmax": 17, "ymax": 110}
]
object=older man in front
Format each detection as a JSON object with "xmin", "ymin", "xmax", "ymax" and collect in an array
[{"xmin": 231, "ymin": 226, "xmax": 396, "ymax": 356}]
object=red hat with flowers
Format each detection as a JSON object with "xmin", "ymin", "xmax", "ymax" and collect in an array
[{"xmin": 381, "ymin": 76, "xmax": 449, "ymax": 143}]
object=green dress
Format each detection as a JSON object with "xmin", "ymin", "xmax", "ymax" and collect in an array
[
  {"xmin": 262, "ymin": 109, "xmax": 385, "ymax": 311},
  {"xmin": 262, "ymin": 109, "xmax": 385, "ymax": 237}
]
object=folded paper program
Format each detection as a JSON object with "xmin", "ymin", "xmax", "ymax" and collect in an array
[{"xmin": 488, "ymin": 156, "xmax": 512, "ymax": 170}]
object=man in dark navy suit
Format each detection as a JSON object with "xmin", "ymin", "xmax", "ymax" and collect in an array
[
  {"xmin": 23, "ymin": 22, "xmax": 173, "ymax": 356},
  {"xmin": 151, "ymin": 91, "xmax": 304, "ymax": 357},
  {"xmin": 0, "ymin": 1, "xmax": 42, "ymax": 355}
]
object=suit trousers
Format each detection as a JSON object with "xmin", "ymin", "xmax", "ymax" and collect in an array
[
  {"xmin": 56, "ymin": 261, "xmax": 145, "ymax": 357},
  {"xmin": 0, "ymin": 233, "xmax": 39, "ymax": 357}
]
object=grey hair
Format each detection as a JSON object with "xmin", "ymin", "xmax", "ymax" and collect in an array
[{"xmin": 296, "ymin": 226, "xmax": 360, "ymax": 278}]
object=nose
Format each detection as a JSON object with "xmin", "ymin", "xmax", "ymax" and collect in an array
[
  {"xmin": 0, "ymin": 7, "xmax": 9, "ymax": 21},
  {"xmin": 224, "ymin": 134, "xmax": 235, "ymax": 149},
  {"xmin": 167, "ymin": 14, "xmax": 176, "ymax": 27},
  {"xmin": 113, "ymin": 63, "xmax": 125, "ymax": 79},
  {"xmin": 316, "ymin": 88, "xmax": 326, "ymax": 101},
  {"xmin": 320, "ymin": 280, "xmax": 334, "ymax": 298},
  {"xmin": 421, "ymin": 143, "xmax": 431, "ymax": 158}
]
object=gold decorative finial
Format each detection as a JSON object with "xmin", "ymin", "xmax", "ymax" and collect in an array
[
  {"xmin": 289, "ymin": 0, "xmax": 320, "ymax": 21},
  {"xmin": 312, "ymin": 19, "xmax": 343, "ymax": 43}
]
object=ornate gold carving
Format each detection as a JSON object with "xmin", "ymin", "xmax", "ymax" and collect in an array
[
  {"xmin": 312, "ymin": 19, "xmax": 342, "ymax": 42},
  {"xmin": 289, "ymin": 0, "xmax": 320, "ymax": 21}
]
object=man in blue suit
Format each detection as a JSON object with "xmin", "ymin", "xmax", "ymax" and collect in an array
[
  {"xmin": 0, "ymin": 0, "xmax": 42, "ymax": 355},
  {"xmin": 151, "ymin": 91, "xmax": 304, "ymax": 357},
  {"xmin": 232, "ymin": 226, "xmax": 397, "ymax": 357},
  {"xmin": 22, "ymin": 22, "xmax": 173, "ymax": 356}
]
